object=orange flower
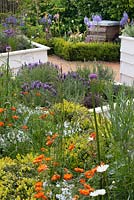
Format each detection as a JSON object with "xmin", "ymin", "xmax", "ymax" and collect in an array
[
  {"xmin": 0, "ymin": 121, "xmax": 4, "ymax": 127},
  {"xmin": 35, "ymin": 182, "xmax": 43, "ymax": 188},
  {"xmin": 34, "ymin": 192, "xmax": 48, "ymax": 199},
  {"xmin": 74, "ymin": 167, "xmax": 84, "ymax": 173},
  {"xmin": 49, "ymin": 111, "xmax": 54, "ymax": 115},
  {"xmin": 46, "ymin": 139, "xmax": 54, "ymax": 146},
  {"xmin": 33, "ymin": 154, "xmax": 45, "ymax": 164},
  {"xmin": 89, "ymin": 132, "xmax": 96, "ymax": 139},
  {"xmin": 51, "ymin": 174, "xmax": 61, "ymax": 181},
  {"xmin": 63, "ymin": 173, "xmax": 73, "ymax": 180},
  {"xmin": 39, "ymin": 114, "xmax": 47, "ymax": 119},
  {"xmin": 37, "ymin": 164, "xmax": 48, "ymax": 172},
  {"xmin": 35, "ymin": 187, "xmax": 43, "ymax": 191},
  {"xmin": 7, "ymin": 123, "xmax": 13, "ymax": 127},
  {"xmin": 12, "ymin": 115, "xmax": 19, "ymax": 120},
  {"xmin": 36, "ymin": 92, "xmax": 41, "ymax": 96},
  {"xmin": 72, "ymin": 195, "xmax": 79, "ymax": 200},
  {"xmin": 79, "ymin": 189, "xmax": 90, "ymax": 196},
  {"xmin": 0, "ymin": 108, "xmax": 5, "ymax": 113},
  {"xmin": 53, "ymin": 162, "xmax": 60, "ymax": 166},
  {"xmin": 83, "ymin": 184, "xmax": 94, "ymax": 192},
  {"xmin": 52, "ymin": 133, "xmax": 59, "ymax": 139},
  {"xmin": 11, "ymin": 106, "xmax": 16, "ymax": 111},
  {"xmin": 22, "ymin": 125, "xmax": 28, "ymax": 130},
  {"xmin": 22, "ymin": 91, "xmax": 29, "ymax": 95},
  {"xmin": 84, "ymin": 167, "xmax": 97, "ymax": 179},
  {"xmin": 68, "ymin": 143, "xmax": 75, "ymax": 151},
  {"xmin": 45, "ymin": 157, "xmax": 51, "ymax": 161},
  {"xmin": 79, "ymin": 178, "xmax": 86, "ymax": 184},
  {"xmin": 40, "ymin": 147, "xmax": 45, "ymax": 152}
]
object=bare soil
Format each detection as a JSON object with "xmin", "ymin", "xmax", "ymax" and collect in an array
[{"xmin": 48, "ymin": 55, "xmax": 120, "ymax": 82}]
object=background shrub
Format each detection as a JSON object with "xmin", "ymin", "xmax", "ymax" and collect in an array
[{"xmin": 52, "ymin": 38, "xmax": 120, "ymax": 61}]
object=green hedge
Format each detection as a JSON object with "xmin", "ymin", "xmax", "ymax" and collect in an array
[{"xmin": 52, "ymin": 37, "xmax": 120, "ymax": 62}]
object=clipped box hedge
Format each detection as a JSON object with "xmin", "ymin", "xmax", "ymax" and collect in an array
[{"xmin": 52, "ymin": 37, "xmax": 120, "ymax": 62}]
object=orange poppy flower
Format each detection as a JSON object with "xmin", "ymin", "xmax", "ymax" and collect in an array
[
  {"xmin": 52, "ymin": 133, "xmax": 59, "ymax": 139},
  {"xmin": 53, "ymin": 161, "xmax": 60, "ymax": 166},
  {"xmin": 22, "ymin": 125, "xmax": 28, "ymax": 130},
  {"xmin": 63, "ymin": 173, "xmax": 73, "ymax": 180},
  {"xmin": 72, "ymin": 195, "xmax": 79, "ymax": 200},
  {"xmin": 7, "ymin": 123, "xmax": 13, "ymax": 127},
  {"xmin": 83, "ymin": 184, "xmax": 94, "ymax": 192},
  {"xmin": 46, "ymin": 139, "xmax": 54, "ymax": 146},
  {"xmin": 35, "ymin": 182, "xmax": 43, "ymax": 188},
  {"xmin": 45, "ymin": 157, "xmax": 51, "ymax": 161},
  {"xmin": 79, "ymin": 178, "xmax": 86, "ymax": 184},
  {"xmin": 37, "ymin": 164, "xmax": 48, "ymax": 173},
  {"xmin": 35, "ymin": 186, "xmax": 43, "ymax": 191},
  {"xmin": 11, "ymin": 106, "xmax": 16, "ymax": 111},
  {"xmin": 0, "ymin": 121, "xmax": 4, "ymax": 127},
  {"xmin": 84, "ymin": 167, "xmax": 97, "ymax": 179},
  {"xmin": 39, "ymin": 114, "xmax": 47, "ymax": 119},
  {"xmin": 0, "ymin": 108, "xmax": 5, "ymax": 113},
  {"xmin": 79, "ymin": 189, "xmax": 90, "ymax": 196},
  {"xmin": 68, "ymin": 143, "xmax": 75, "ymax": 151},
  {"xmin": 74, "ymin": 167, "xmax": 84, "ymax": 173},
  {"xmin": 34, "ymin": 192, "xmax": 47, "ymax": 199},
  {"xmin": 49, "ymin": 111, "xmax": 54, "ymax": 115},
  {"xmin": 12, "ymin": 115, "xmax": 19, "ymax": 120},
  {"xmin": 51, "ymin": 174, "xmax": 61, "ymax": 181},
  {"xmin": 36, "ymin": 92, "xmax": 41, "ymax": 96},
  {"xmin": 40, "ymin": 147, "xmax": 45, "ymax": 152},
  {"xmin": 22, "ymin": 91, "xmax": 29, "ymax": 95},
  {"xmin": 33, "ymin": 154, "xmax": 45, "ymax": 164},
  {"xmin": 89, "ymin": 132, "xmax": 96, "ymax": 139}
]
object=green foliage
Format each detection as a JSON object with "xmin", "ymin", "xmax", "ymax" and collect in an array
[
  {"xmin": 53, "ymin": 99, "xmax": 89, "ymax": 121},
  {"xmin": 52, "ymin": 38, "xmax": 120, "ymax": 61},
  {"xmin": 121, "ymin": 24, "xmax": 134, "ymax": 37},
  {"xmin": 0, "ymin": 153, "xmax": 37, "ymax": 200}
]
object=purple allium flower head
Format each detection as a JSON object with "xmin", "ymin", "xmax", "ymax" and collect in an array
[
  {"xmin": 89, "ymin": 73, "xmax": 97, "ymax": 80},
  {"xmin": 92, "ymin": 15, "xmax": 102, "ymax": 23},
  {"xmin": 6, "ymin": 45, "xmax": 11, "ymax": 52},
  {"xmin": 120, "ymin": 11, "xmax": 128, "ymax": 27}
]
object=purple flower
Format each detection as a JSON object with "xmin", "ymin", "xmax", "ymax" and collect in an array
[
  {"xmin": 84, "ymin": 16, "xmax": 89, "ymax": 25},
  {"xmin": 40, "ymin": 17, "xmax": 47, "ymax": 24},
  {"xmin": 4, "ymin": 29, "xmax": 15, "ymax": 37},
  {"xmin": 92, "ymin": 15, "xmax": 102, "ymax": 23},
  {"xmin": 120, "ymin": 11, "xmax": 128, "ymax": 27},
  {"xmin": 89, "ymin": 73, "xmax": 97, "ymax": 80},
  {"xmin": 54, "ymin": 13, "xmax": 60, "ymax": 20},
  {"xmin": 6, "ymin": 45, "xmax": 11, "ymax": 52},
  {"xmin": 6, "ymin": 16, "xmax": 17, "ymax": 24}
]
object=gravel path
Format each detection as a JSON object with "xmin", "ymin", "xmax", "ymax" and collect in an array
[{"xmin": 48, "ymin": 55, "xmax": 120, "ymax": 82}]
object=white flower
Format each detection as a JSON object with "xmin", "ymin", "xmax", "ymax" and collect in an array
[
  {"xmin": 97, "ymin": 164, "xmax": 109, "ymax": 172},
  {"xmin": 90, "ymin": 189, "xmax": 106, "ymax": 196}
]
